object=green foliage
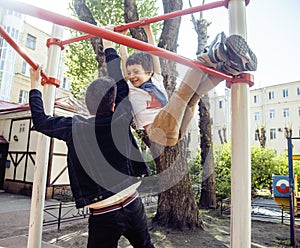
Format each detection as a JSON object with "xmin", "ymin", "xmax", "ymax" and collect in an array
[
  {"xmin": 65, "ymin": 0, "xmax": 160, "ymax": 98},
  {"xmin": 189, "ymin": 143, "xmax": 293, "ymax": 199},
  {"xmin": 214, "ymin": 143, "xmax": 232, "ymax": 198},
  {"xmin": 251, "ymin": 146, "xmax": 278, "ymax": 191},
  {"xmin": 64, "ymin": 36, "xmax": 98, "ymax": 99},
  {"xmin": 189, "ymin": 150, "xmax": 202, "ymax": 186}
]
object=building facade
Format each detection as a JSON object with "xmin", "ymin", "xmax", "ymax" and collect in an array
[
  {"xmin": 0, "ymin": 8, "xmax": 71, "ymax": 104},
  {"xmin": 0, "ymin": 9, "xmax": 74, "ymax": 197},
  {"xmin": 210, "ymin": 81, "xmax": 300, "ymax": 154}
]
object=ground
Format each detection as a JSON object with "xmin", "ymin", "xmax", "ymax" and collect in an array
[{"xmin": 39, "ymin": 209, "xmax": 300, "ymax": 248}]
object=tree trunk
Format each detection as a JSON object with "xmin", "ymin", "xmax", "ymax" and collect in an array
[
  {"xmin": 190, "ymin": 1, "xmax": 217, "ymax": 209},
  {"xmin": 150, "ymin": 0, "xmax": 204, "ymax": 230},
  {"xmin": 74, "ymin": 0, "xmax": 204, "ymax": 230},
  {"xmin": 199, "ymin": 95, "xmax": 216, "ymax": 208},
  {"xmin": 73, "ymin": 0, "xmax": 105, "ymax": 75}
]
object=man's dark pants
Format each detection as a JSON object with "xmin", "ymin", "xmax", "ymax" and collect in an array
[{"xmin": 87, "ymin": 197, "xmax": 155, "ymax": 248}]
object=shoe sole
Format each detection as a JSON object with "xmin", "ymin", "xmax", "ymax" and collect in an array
[
  {"xmin": 225, "ymin": 35, "xmax": 257, "ymax": 71},
  {"xmin": 197, "ymin": 32, "xmax": 227, "ymax": 67}
]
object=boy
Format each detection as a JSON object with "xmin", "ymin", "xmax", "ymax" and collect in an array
[
  {"xmin": 29, "ymin": 48, "xmax": 154, "ymax": 248},
  {"xmin": 106, "ymin": 24, "xmax": 257, "ymax": 147}
]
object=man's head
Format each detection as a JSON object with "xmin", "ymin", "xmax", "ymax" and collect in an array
[
  {"xmin": 85, "ymin": 76, "xmax": 117, "ymax": 116},
  {"xmin": 125, "ymin": 52, "xmax": 154, "ymax": 88}
]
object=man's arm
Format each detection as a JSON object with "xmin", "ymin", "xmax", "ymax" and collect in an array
[
  {"xmin": 103, "ymin": 38, "xmax": 129, "ymax": 107},
  {"xmin": 29, "ymin": 67, "xmax": 72, "ymax": 141}
]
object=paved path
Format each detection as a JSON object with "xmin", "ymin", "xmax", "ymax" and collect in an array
[{"xmin": 0, "ymin": 192, "xmax": 62, "ymax": 248}]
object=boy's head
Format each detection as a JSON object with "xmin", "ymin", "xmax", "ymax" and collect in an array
[
  {"xmin": 125, "ymin": 52, "xmax": 154, "ymax": 88},
  {"xmin": 85, "ymin": 76, "xmax": 116, "ymax": 116}
]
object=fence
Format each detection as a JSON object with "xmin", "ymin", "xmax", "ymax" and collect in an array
[
  {"xmin": 43, "ymin": 193, "xmax": 158, "ymax": 231},
  {"xmin": 44, "ymin": 195, "xmax": 297, "ymax": 232},
  {"xmin": 219, "ymin": 198, "xmax": 299, "ymax": 225}
]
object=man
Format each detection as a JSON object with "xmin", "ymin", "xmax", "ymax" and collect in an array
[{"xmin": 29, "ymin": 44, "xmax": 155, "ymax": 248}]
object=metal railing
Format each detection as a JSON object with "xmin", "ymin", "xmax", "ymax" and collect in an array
[
  {"xmin": 43, "ymin": 193, "xmax": 158, "ymax": 231},
  {"xmin": 219, "ymin": 198, "xmax": 298, "ymax": 225}
]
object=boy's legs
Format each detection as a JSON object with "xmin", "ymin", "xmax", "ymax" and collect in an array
[
  {"xmin": 146, "ymin": 68, "xmax": 208, "ymax": 146},
  {"xmin": 178, "ymin": 74, "xmax": 223, "ymax": 140},
  {"xmin": 146, "ymin": 32, "xmax": 227, "ymax": 146},
  {"xmin": 147, "ymin": 32, "xmax": 257, "ymax": 146}
]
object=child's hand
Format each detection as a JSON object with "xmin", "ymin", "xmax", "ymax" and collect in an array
[
  {"xmin": 29, "ymin": 66, "xmax": 41, "ymax": 89},
  {"xmin": 140, "ymin": 17, "xmax": 151, "ymax": 30}
]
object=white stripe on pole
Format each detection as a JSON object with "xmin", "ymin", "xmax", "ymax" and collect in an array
[
  {"xmin": 27, "ymin": 24, "xmax": 63, "ymax": 248},
  {"xmin": 228, "ymin": 0, "xmax": 251, "ymax": 247}
]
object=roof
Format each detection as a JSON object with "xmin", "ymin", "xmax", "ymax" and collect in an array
[
  {"xmin": 0, "ymin": 96, "xmax": 88, "ymax": 116},
  {"xmin": 0, "ymin": 100, "xmax": 29, "ymax": 114}
]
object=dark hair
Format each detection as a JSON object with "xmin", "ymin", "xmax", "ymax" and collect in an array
[
  {"xmin": 85, "ymin": 76, "xmax": 117, "ymax": 116},
  {"xmin": 126, "ymin": 52, "xmax": 154, "ymax": 72}
]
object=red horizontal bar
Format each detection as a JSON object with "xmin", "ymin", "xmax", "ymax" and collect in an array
[
  {"xmin": 0, "ymin": 25, "xmax": 49, "ymax": 80},
  {"xmin": 61, "ymin": 34, "xmax": 94, "ymax": 46},
  {"xmin": 0, "ymin": 0, "xmax": 232, "ymax": 81},
  {"xmin": 114, "ymin": 1, "xmax": 226, "ymax": 32},
  {"xmin": 62, "ymin": 1, "xmax": 226, "ymax": 46}
]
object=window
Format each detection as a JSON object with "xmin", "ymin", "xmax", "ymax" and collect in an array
[
  {"xmin": 297, "ymin": 87, "xmax": 300, "ymax": 96},
  {"xmin": 22, "ymin": 61, "xmax": 26, "ymax": 74},
  {"xmin": 219, "ymin": 100, "xmax": 223, "ymax": 109},
  {"xmin": 19, "ymin": 90, "xmax": 28, "ymax": 103},
  {"xmin": 61, "ymin": 77, "xmax": 70, "ymax": 91},
  {"xmin": 253, "ymin": 95, "xmax": 259, "ymax": 103},
  {"xmin": 270, "ymin": 128, "xmax": 276, "ymax": 140},
  {"xmin": 298, "ymin": 106, "xmax": 300, "ymax": 116},
  {"xmin": 26, "ymin": 34, "xmax": 36, "ymax": 50},
  {"xmin": 268, "ymin": 91, "xmax": 275, "ymax": 100},
  {"xmin": 283, "ymin": 108, "xmax": 289, "ymax": 118},
  {"xmin": 254, "ymin": 132, "xmax": 259, "ymax": 141},
  {"xmin": 19, "ymin": 123, "xmax": 25, "ymax": 133},
  {"xmin": 254, "ymin": 112, "xmax": 260, "ymax": 121},
  {"xmin": 269, "ymin": 109, "xmax": 275, "ymax": 119},
  {"xmin": 283, "ymin": 89, "xmax": 288, "ymax": 98}
]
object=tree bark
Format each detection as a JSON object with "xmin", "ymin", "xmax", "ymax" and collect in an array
[
  {"xmin": 199, "ymin": 95, "xmax": 216, "ymax": 208},
  {"xmin": 190, "ymin": 2, "xmax": 217, "ymax": 209},
  {"xmin": 73, "ymin": 0, "xmax": 105, "ymax": 75},
  {"xmin": 151, "ymin": 0, "xmax": 204, "ymax": 229}
]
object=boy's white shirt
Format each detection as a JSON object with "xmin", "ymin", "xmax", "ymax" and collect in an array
[{"xmin": 128, "ymin": 73, "xmax": 168, "ymax": 129}]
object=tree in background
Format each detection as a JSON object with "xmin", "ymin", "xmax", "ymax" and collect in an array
[
  {"xmin": 68, "ymin": 0, "xmax": 204, "ymax": 230},
  {"xmin": 190, "ymin": 0, "xmax": 216, "ymax": 209},
  {"xmin": 255, "ymin": 125, "xmax": 266, "ymax": 148}
]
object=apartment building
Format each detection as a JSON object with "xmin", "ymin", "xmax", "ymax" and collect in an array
[
  {"xmin": 0, "ymin": 9, "xmax": 76, "ymax": 196},
  {"xmin": 210, "ymin": 81, "xmax": 300, "ymax": 154},
  {"xmin": 0, "ymin": 8, "xmax": 71, "ymax": 104}
]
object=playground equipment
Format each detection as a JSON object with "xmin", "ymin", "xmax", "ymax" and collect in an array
[
  {"xmin": 273, "ymin": 174, "xmax": 299, "ymax": 212},
  {"xmin": 273, "ymin": 138, "xmax": 300, "ymax": 247},
  {"xmin": 0, "ymin": 0, "xmax": 254, "ymax": 247}
]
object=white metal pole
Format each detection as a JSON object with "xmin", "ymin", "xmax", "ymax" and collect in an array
[
  {"xmin": 227, "ymin": 0, "xmax": 251, "ymax": 247},
  {"xmin": 27, "ymin": 24, "xmax": 63, "ymax": 248}
]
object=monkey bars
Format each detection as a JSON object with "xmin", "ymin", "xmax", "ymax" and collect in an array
[
  {"xmin": 0, "ymin": 1, "xmax": 254, "ymax": 248},
  {"xmin": 0, "ymin": 0, "xmax": 235, "ymax": 82}
]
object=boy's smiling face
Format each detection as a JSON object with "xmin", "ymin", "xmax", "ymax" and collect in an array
[{"xmin": 126, "ymin": 64, "xmax": 152, "ymax": 88}]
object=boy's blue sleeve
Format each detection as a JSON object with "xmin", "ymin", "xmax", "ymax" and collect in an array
[{"xmin": 29, "ymin": 89, "xmax": 72, "ymax": 141}]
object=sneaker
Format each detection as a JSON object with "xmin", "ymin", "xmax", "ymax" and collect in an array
[
  {"xmin": 223, "ymin": 34, "xmax": 257, "ymax": 75},
  {"xmin": 197, "ymin": 32, "xmax": 227, "ymax": 68}
]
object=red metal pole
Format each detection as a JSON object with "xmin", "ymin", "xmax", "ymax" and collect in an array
[
  {"xmin": 0, "ymin": 0, "xmax": 232, "ymax": 81},
  {"xmin": 0, "ymin": 25, "xmax": 49, "ymax": 80},
  {"xmin": 62, "ymin": 1, "xmax": 226, "ymax": 46},
  {"xmin": 113, "ymin": 1, "xmax": 226, "ymax": 32}
]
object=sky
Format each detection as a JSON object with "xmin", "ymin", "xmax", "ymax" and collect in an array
[{"xmin": 17, "ymin": 0, "xmax": 300, "ymax": 89}]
